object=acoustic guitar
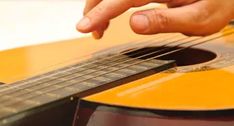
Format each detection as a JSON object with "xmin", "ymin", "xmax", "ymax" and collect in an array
[{"xmin": 0, "ymin": 6, "xmax": 234, "ymax": 126}]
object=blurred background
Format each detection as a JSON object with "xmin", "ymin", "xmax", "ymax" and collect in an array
[{"xmin": 0, "ymin": 0, "xmax": 86, "ymax": 51}]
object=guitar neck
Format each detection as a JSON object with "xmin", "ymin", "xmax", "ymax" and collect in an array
[{"xmin": 0, "ymin": 53, "xmax": 175, "ymax": 125}]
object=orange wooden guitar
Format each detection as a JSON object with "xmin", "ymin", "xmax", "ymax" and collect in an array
[{"xmin": 0, "ymin": 8, "xmax": 234, "ymax": 126}]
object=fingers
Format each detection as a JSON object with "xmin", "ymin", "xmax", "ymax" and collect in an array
[
  {"xmin": 84, "ymin": 0, "xmax": 102, "ymax": 15},
  {"xmin": 92, "ymin": 22, "xmax": 109, "ymax": 39},
  {"xmin": 83, "ymin": 0, "xmax": 109, "ymax": 39},
  {"xmin": 130, "ymin": 1, "xmax": 226, "ymax": 36},
  {"xmin": 77, "ymin": 0, "xmax": 132, "ymax": 33},
  {"xmin": 77, "ymin": 0, "xmax": 173, "ymax": 39},
  {"xmin": 78, "ymin": 0, "xmax": 232, "ymax": 38}
]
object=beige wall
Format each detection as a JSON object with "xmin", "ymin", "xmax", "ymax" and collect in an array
[{"xmin": 0, "ymin": 0, "xmax": 87, "ymax": 51}]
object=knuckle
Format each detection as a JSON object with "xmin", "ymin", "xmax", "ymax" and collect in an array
[
  {"xmin": 94, "ymin": 5, "xmax": 104, "ymax": 15},
  {"xmin": 191, "ymin": 6, "xmax": 212, "ymax": 23},
  {"xmin": 87, "ymin": 5, "xmax": 106, "ymax": 19},
  {"xmin": 150, "ymin": 10, "xmax": 171, "ymax": 32},
  {"xmin": 190, "ymin": 17, "xmax": 228, "ymax": 36}
]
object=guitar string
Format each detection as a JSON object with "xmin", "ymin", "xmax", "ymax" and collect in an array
[
  {"xmin": 0, "ymin": 29, "xmax": 233, "ymax": 109},
  {"xmin": 2, "ymin": 30, "xmax": 233, "ymax": 110},
  {"xmin": 0, "ymin": 29, "xmax": 230, "ymax": 104},
  {"xmin": 0, "ymin": 36, "xmax": 201, "ymax": 98},
  {"xmin": 3, "ymin": 26, "xmax": 231, "ymax": 92},
  {"xmin": 1, "ymin": 33, "xmax": 180, "ymax": 89},
  {"xmin": 0, "ymin": 31, "xmax": 233, "ymax": 112},
  {"xmin": 4, "ymin": 35, "xmax": 167, "ymax": 86},
  {"xmin": 1, "ymin": 27, "xmax": 230, "ymax": 94},
  {"xmin": 0, "ymin": 35, "xmax": 190, "ymax": 105},
  {"xmin": 0, "ymin": 34, "xmax": 186, "ymax": 94}
]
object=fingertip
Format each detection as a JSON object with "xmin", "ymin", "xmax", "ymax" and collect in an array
[
  {"xmin": 130, "ymin": 14, "xmax": 150, "ymax": 34},
  {"xmin": 92, "ymin": 22, "xmax": 109, "ymax": 39},
  {"xmin": 76, "ymin": 17, "xmax": 92, "ymax": 33},
  {"xmin": 92, "ymin": 30, "xmax": 104, "ymax": 39}
]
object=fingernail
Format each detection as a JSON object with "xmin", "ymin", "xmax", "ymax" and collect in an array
[
  {"xmin": 131, "ymin": 15, "xmax": 149, "ymax": 32},
  {"xmin": 92, "ymin": 30, "xmax": 103, "ymax": 39},
  {"xmin": 77, "ymin": 17, "xmax": 91, "ymax": 31}
]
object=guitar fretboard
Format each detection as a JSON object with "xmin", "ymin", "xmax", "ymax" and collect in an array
[{"xmin": 0, "ymin": 55, "xmax": 175, "ymax": 125}]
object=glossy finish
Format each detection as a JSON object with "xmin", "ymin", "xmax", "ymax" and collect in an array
[{"xmin": 1, "ymin": 10, "xmax": 234, "ymax": 112}]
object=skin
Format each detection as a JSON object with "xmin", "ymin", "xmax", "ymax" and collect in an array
[{"xmin": 76, "ymin": 0, "xmax": 234, "ymax": 39}]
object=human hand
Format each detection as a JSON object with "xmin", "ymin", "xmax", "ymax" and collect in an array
[{"xmin": 76, "ymin": 0, "xmax": 234, "ymax": 39}]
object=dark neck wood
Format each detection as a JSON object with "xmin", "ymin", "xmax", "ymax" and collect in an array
[{"xmin": 0, "ymin": 54, "xmax": 175, "ymax": 125}]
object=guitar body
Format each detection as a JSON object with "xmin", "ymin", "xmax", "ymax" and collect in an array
[{"xmin": 1, "ymin": 7, "xmax": 234, "ymax": 126}]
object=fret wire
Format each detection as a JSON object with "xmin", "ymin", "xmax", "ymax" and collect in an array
[
  {"xmin": 0, "ymin": 29, "xmax": 232, "ymax": 110},
  {"xmin": 128, "ymin": 65, "xmax": 149, "ymax": 71},
  {"xmin": 0, "ymin": 57, "xmax": 134, "ymax": 104},
  {"xmin": 0, "ymin": 34, "xmax": 181, "ymax": 95},
  {"xmin": 0, "ymin": 87, "xmax": 62, "ymax": 108},
  {"xmin": 0, "ymin": 78, "xmax": 67, "ymax": 97},
  {"xmin": 1, "ymin": 95, "xmax": 46, "ymax": 110},
  {"xmin": 0, "ymin": 29, "xmax": 232, "ymax": 107},
  {"xmin": 0, "ymin": 58, "xmax": 156, "ymax": 107},
  {"xmin": 0, "ymin": 34, "xmax": 185, "ymax": 96},
  {"xmin": 3, "ymin": 97, "xmax": 43, "ymax": 114},
  {"xmin": 0, "ymin": 29, "xmax": 233, "ymax": 119},
  {"xmin": 6, "ymin": 34, "xmax": 172, "ymax": 87},
  {"xmin": 108, "ymin": 58, "xmax": 151, "ymax": 69},
  {"xmin": 0, "ymin": 28, "xmax": 231, "ymax": 94},
  {"xmin": 0, "ymin": 80, "xmax": 100, "ymax": 111},
  {"xmin": 2, "ymin": 57, "xmax": 144, "ymax": 104},
  {"xmin": 0, "ymin": 95, "xmax": 41, "ymax": 106},
  {"xmin": 0, "ymin": 31, "xmax": 229, "ymax": 119},
  {"xmin": 117, "ymin": 68, "xmax": 138, "ymax": 75},
  {"xmin": 3, "ymin": 58, "xmax": 169, "ymax": 108},
  {"xmin": 0, "ymin": 60, "xmax": 107, "ymax": 97},
  {"xmin": 3, "ymin": 29, "xmax": 232, "ymax": 104},
  {"xmin": 19, "ymin": 29, "xmax": 233, "ymax": 103},
  {"xmin": 0, "ymin": 95, "xmax": 43, "ymax": 115},
  {"xmin": 0, "ymin": 71, "xmax": 108, "ymax": 105},
  {"xmin": 0, "ymin": 69, "xmax": 113, "ymax": 106}
]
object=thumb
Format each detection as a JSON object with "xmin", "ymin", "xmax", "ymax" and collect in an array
[{"xmin": 130, "ymin": 1, "xmax": 212, "ymax": 35}]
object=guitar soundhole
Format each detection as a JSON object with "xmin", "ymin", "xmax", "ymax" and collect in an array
[
  {"xmin": 125, "ymin": 46, "xmax": 217, "ymax": 67},
  {"xmin": 230, "ymin": 20, "xmax": 234, "ymax": 25}
]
